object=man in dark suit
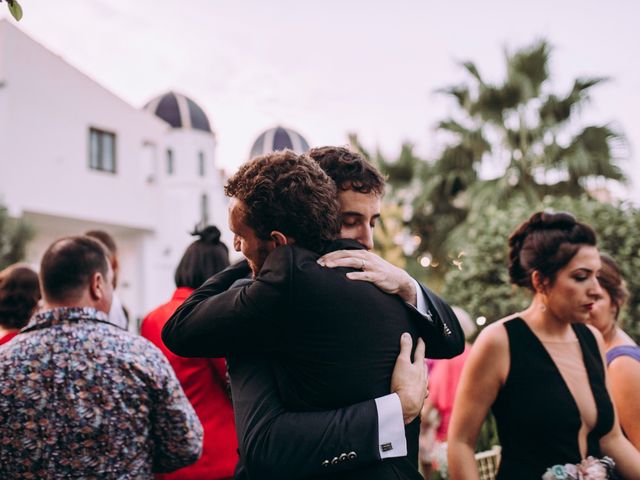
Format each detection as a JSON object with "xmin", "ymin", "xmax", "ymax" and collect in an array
[
  {"xmin": 309, "ymin": 146, "xmax": 460, "ymax": 354},
  {"xmin": 164, "ymin": 149, "xmax": 463, "ymax": 479}
]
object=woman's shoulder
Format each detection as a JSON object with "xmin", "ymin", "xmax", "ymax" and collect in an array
[
  {"xmin": 607, "ymin": 342, "xmax": 640, "ymax": 369},
  {"xmin": 473, "ymin": 316, "xmax": 515, "ymax": 351},
  {"xmin": 464, "ymin": 316, "xmax": 514, "ymax": 386},
  {"xmin": 480, "ymin": 313, "xmax": 524, "ymax": 337},
  {"xmin": 608, "ymin": 348, "xmax": 640, "ymax": 386}
]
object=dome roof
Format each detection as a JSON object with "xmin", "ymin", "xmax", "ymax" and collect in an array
[
  {"xmin": 249, "ymin": 125, "xmax": 310, "ymax": 158},
  {"xmin": 144, "ymin": 91, "xmax": 213, "ymax": 133}
]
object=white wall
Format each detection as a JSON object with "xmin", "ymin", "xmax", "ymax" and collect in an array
[
  {"xmin": 0, "ymin": 20, "xmax": 167, "ymax": 230},
  {"xmin": 0, "ymin": 21, "xmax": 233, "ymax": 325}
]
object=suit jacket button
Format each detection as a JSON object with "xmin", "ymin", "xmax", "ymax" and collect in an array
[
  {"xmin": 321, "ymin": 460, "xmax": 330, "ymax": 467},
  {"xmin": 331, "ymin": 457, "xmax": 339, "ymax": 465},
  {"xmin": 339, "ymin": 453, "xmax": 348, "ymax": 462},
  {"xmin": 347, "ymin": 451, "xmax": 357, "ymax": 460}
]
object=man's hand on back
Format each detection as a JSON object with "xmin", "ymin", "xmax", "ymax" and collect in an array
[
  {"xmin": 318, "ymin": 250, "xmax": 418, "ymax": 306},
  {"xmin": 391, "ymin": 333, "xmax": 428, "ymax": 424}
]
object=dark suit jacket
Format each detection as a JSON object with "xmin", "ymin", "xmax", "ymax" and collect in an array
[{"xmin": 163, "ymin": 240, "xmax": 463, "ymax": 479}]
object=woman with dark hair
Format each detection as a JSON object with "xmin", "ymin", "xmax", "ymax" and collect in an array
[
  {"xmin": 447, "ymin": 211, "xmax": 640, "ymax": 479},
  {"xmin": 141, "ymin": 226, "xmax": 236, "ymax": 480},
  {"xmin": 589, "ymin": 254, "xmax": 640, "ymax": 449},
  {"xmin": 0, "ymin": 264, "xmax": 41, "ymax": 346}
]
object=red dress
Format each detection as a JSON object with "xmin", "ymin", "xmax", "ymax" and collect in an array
[
  {"xmin": 0, "ymin": 331, "xmax": 18, "ymax": 346},
  {"xmin": 141, "ymin": 288, "xmax": 238, "ymax": 480}
]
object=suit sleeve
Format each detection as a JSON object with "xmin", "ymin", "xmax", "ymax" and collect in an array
[
  {"xmin": 230, "ymin": 355, "xmax": 383, "ymax": 479},
  {"xmin": 412, "ymin": 281, "xmax": 465, "ymax": 359},
  {"xmin": 162, "ymin": 247, "xmax": 292, "ymax": 358}
]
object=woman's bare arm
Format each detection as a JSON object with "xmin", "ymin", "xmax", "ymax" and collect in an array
[{"xmin": 447, "ymin": 322, "xmax": 509, "ymax": 480}]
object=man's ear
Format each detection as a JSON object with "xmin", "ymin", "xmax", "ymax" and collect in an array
[
  {"xmin": 89, "ymin": 272, "xmax": 105, "ymax": 301},
  {"xmin": 270, "ymin": 230, "xmax": 291, "ymax": 247}
]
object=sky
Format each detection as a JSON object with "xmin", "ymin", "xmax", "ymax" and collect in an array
[{"xmin": 3, "ymin": 0, "xmax": 640, "ymax": 201}]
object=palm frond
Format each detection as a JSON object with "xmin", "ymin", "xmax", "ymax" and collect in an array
[
  {"xmin": 461, "ymin": 61, "xmax": 484, "ymax": 85},
  {"xmin": 507, "ymin": 39, "xmax": 551, "ymax": 98},
  {"xmin": 437, "ymin": 85, "xmax": 471, "ymax": 111},
  {"xmin": 564, "ymin": 126, "xmax": 627, "ymax": 182}
]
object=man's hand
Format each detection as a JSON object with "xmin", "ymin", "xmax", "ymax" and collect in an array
[
  {"xmin": 391, "ymin": 333, "xmax": 428, "ymax": 424},
  {"xmin": 317, "ymin": 250, "xmax": 418, "ymax": 306}
]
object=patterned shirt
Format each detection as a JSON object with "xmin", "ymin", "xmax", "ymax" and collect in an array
[{"xmin": 0, "ymin": 307, "xmax": 203, "ymax": 479}]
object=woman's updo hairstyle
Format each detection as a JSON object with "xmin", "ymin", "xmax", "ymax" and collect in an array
[
  {"xmin": 174, "ymin": 225, "xmax": 230, "ymax": 289},
  {"xmin": 508, "ymin": 211, "xmax": 597, "ymax": 291},
  {"xmin": 0, "ymin": 264, "xmax": 41, "ymax": 329},
  {"xmin": 597, "ymin": 254, "xmax": 628, "ymax": 319}
]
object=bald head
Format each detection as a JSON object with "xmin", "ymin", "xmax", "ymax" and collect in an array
[{"xmin": 40, "ymin": 236, "xmax": 112, "ymax": 309}]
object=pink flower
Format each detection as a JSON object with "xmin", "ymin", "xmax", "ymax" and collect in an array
[{"xmin": 564, "ymin": 464, "xmax": 578, "ymax": 477}]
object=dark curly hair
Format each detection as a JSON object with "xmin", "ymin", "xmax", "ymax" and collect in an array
[
  {"xmin": 225, "ymin": 150, "xmax": 341, "ymax": 252},
  {"xmin": 0, "ymin": 264, "xmax": 41, "ymax": 329},
  {"xmin": 175, "ymin": 225, "xmax": 230, "ymax": 289},
  {"xmin": 598, "ymin": 254, "xmax": 629, "ymax": 319},
  {"xmin": 508, "ymin": 211, "xmax": 597, "ymax": 291},
  {"xmin": 308, "ymin": 146, "xmax": 385, "ymax": 195}
]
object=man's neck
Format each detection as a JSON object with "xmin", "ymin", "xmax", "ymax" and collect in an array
[{"xmin": 43, "ymin": 301, "xmax": 106, "ymax": 315}]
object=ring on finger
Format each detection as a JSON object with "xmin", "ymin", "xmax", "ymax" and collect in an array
[{"xmin": 360, "ymin": 259, "xmax": 366, "ymax": 270}]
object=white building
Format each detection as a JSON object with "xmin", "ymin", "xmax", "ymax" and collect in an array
[{"xmin": 0, "ymin": 20, "xmax": 230, "ymax": 326}]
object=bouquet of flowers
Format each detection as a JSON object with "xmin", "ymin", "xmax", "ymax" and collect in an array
[{"xmin": 542, "ymin": 456, "xmax": 616, "ymax": 480}]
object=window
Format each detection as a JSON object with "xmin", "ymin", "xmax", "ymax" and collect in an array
[
  {"xmin": 142, "ymin": 141, "xmax": 157, "ymax": 183},
  {"xmin": 198, "ymin": 151, "xmax": 205, "ymax": 177},
  {"xmin": 200, "ymin": 193, "xmax": 209, "ymax": 226},
  {"xmin": 166, "ymin": 148, "xmax": 174, "ymax": 175},
  {"xmin": 89, "ymin": 128, "xmax": 116, "ymax": 173}
]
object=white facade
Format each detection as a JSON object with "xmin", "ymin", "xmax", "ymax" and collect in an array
[{"xmin": 0, "ymin": 20, "xmax": 231, "ymax": 327}]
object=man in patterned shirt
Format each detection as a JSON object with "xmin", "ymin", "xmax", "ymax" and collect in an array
[{"xmin": 0, "ymin": 235, "xmax": 203, "ymax": 479}]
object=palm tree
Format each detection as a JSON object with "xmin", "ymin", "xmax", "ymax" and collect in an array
[
  {"xmin": 440, "ymin": 40, "xmax": 625, "ymax": 201},
  {"xmin": 381, "ymin": 39, "xmax": 626, "ymax": 275}
]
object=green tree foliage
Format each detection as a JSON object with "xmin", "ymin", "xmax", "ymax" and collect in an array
[
  {"xmin": 442, "ymin": 195, "xmax": 640, "ymax": 342},
  {"xmin": 353, "ymin": 40, "xmax": 627, "ymax": 280},
  {"xmin": 0, "ymin": 204, "xmax": 33, "ymax": 270}
]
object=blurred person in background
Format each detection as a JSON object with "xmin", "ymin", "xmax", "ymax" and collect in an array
[
  {"xmin": 85, "ymin": 229, "xmax": 130, "ymax": 330},
  {"xmin": 141, "ymin": 225, "xmax": 237, "ymax": 480},
  {"xmin": 588, "ymin": 253, "xmax": 640, "ymax": 449},
  {"xmin": 0, "ymin": 263, "xmax": 41, "ymax": 346},
  {"xmin": 0, "ymin": 236, "xmax": 202, "ymax": 478},
  {"xmin": 419, "ymin": 306, "xmax": 476, "ymax": 476},
  {"xmin": 447, "ymin": 211, "xmax": 640, "ymax": 479}
]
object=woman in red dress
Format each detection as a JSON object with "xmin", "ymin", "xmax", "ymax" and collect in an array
[
  {"xmin": 0, "ymin": 264, "xmax": 41, "ymax": 346},
  {"xmin": 141, "ymin": 226, "xmax": 237, "ymax": 480}
]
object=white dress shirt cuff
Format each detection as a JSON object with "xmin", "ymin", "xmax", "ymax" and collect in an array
[
  {"xmin": 411, "ymin": 278, "xmax": 432, "ymax": 320},
  {"xmin": 374, "ymin": 393, "xmax": 407, "ymax": 459}
]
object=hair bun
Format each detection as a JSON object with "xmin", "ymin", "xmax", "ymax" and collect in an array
[
  {"xmin": 528, "ymin": 211, "xmax": 576, "ymax": 232},
  {"xmin": 191, "ymin": 225, "xmax": 222, "ymax": 244}
]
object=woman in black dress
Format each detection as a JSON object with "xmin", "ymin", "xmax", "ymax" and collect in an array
[{"xmin": 447, "ymin": 212, "xmax": 640, "ymax": 479}]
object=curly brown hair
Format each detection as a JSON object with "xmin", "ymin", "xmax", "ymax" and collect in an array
[
  {"xmin": 308, "ymin": 146, "xmax": 385, "ymax": 195},
  {"xmin": 225, "ymin": 150, "xmax": 341, "ymax": 252}
]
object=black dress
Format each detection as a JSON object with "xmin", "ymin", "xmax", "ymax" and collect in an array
[{"xmin": 492, "ymin": 318, "xmax": 614, "ymax": 479}]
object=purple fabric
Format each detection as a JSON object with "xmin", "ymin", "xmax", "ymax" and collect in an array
[{"xmin": 606, "ymin": 345, "xmax": 640, "ymax": 365}]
